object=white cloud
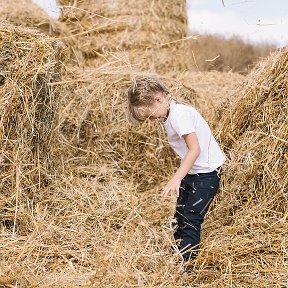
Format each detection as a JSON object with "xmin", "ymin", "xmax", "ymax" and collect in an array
[
  {"xmin": 187, "ymin": 9, "xmax": 288, "ymax": 47},
  {"xmin": 32, "ymin": 0, "xmax": 61, "ymax": 20}
]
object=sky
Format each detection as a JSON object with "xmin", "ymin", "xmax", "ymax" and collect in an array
[
  {"xmin": 32, "ymin": 0, "xmax": 61, "ymax": 20},
  {"xmin": 32, "ymin": 0, "xmax": 287, "ymax": 48},
  {"xmin": 187, "ymin": 0, "xmax": 288, "ymax": 47}
]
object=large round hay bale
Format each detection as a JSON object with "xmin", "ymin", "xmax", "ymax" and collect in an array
[
  {"xmin": 219, "ymin": 46, "xmax": 287, "ymax": 211},
  {"xmin": 57, "ymin": 0, "xmax": 192, "ymax": 72}
]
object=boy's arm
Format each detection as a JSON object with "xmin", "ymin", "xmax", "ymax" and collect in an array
[{"xmin": 162, "ymin": 132, "xmax": 200, "ymax": 197}]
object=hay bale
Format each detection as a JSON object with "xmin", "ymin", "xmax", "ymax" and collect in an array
[
  {"xmin": 0, "ymin": 0, "xmax": 55, "ymax": 33},
  {"xmin": 57, "ymin": 0, "xmax": 192, "ymax": 72},
  {"xmin": 5, "ymin": 1, "xmax": 287, "ymax": 286},
  {"xmin": 84, "ymin": 41, "xmax": 194, "ymax": 76},
  {"xmin": 1, "ymin": 3, "xmax": 286, "ymax": 286},
  {"xmin": 0, "ymin": 22, "xmax": 64, "ymax": 233},
  {"xmin": 201, "ymin": 47, "xmax": 288, "ymax": 286},
  {"xmin": 56, "ymin": 67, "xmax": 244, "ymax": 192},
  {"xmin": 218, "ymin": 46, "xmax": 287, "ymax": 214}
]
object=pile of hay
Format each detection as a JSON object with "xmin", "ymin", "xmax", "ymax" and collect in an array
[
  {"xmin": 56, "ymin": 68, "xmax": 196, "ymax": 189},
  {"xmin": 0, "ymin": 22, "xmax": 64, "ymax": 235},
  {"xmin": 57, "ymin": 0, "xmax": 192, "ymax": 72},
  {"xmin": 204, "ymin": 47, "xmax": 287, "ymax": 286},
  {"xmin": 1, "ymin": 1, "xmax": 287, "ymax": 287},
  {"xmin": 51, "ymin": 49, "xmax": 286, "ymax": 286},
  {"xmin": 0, "ymin": 0, "xmax": 56, "ymax": 34},
  {"xmin": 169, "ymin": 70, "xmax": 245, "ymax": 126},
  {"xmin": 219, "ymin": 47, "xmax": 287, "ymax": 205}
]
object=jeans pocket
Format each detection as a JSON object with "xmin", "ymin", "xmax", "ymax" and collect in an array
[{"xmin": 187, "ymin": 175, "xmax": 220, "ymax": 216}]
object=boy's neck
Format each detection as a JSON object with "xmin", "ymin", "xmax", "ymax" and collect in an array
[{"xmin": 165, "ymin": 96, "xmax": 172, "ymax": 119}]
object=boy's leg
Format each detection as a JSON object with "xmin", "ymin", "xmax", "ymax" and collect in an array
[
  {"xmin": 180, "ymin": 170, "xmax": 221, "ymax": 261},
  {"xmin": 173, "ymin": 180, "xmax": 189, "ymax": 247}
]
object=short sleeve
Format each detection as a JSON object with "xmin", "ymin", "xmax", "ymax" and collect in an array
[{"xmin": 170, "ymin": 108, "xmax": 196, "ymax": 137}]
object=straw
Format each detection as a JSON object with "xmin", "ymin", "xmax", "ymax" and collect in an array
[
  {"xmin": 0, "ymin": 1, "xmax": 287, "ymax": 287},
  {"xmin": 0, "ymin": 22, "xmax": 64, "ymax": 242}
]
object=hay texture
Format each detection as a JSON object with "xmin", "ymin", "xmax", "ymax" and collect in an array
[
  {"xmin": 0, "ymin": 22, "xmax": 64, "ymax": 235},
  {"xmin": 1, "ymin": 1, "xmax": 287, "ymax": 287},
  {"xmin": 51, "ymin": 48, "xmax": 287, "ymax": 287},
  {"xmin": 56, "ymin": 68, "xmax": 197, "ymax": 189},
  {"xmin": 57, "ymin": 0, "xmax": 192, "ymax": 72},
  {"xmin": 219, "ymin": 47, "xmax": 287, "ymax": 199},
  {"xmin": 211, "ymin": 47, "xmax": 288, "ymax": 286},
  {"xmin": 0, "ymin": 0, "xmax": 54, "ymax": 33},
  {"xmin": 169, "ymin": 70, "xmax": 246, "ymax": 126}
]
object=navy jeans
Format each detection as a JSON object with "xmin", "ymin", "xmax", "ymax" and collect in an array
[{"xmin": 174, "ymin": 168, "xmax": 221, "ymax": 261}]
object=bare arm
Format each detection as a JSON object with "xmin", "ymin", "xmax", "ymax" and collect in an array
[{"xmin": 162, "ymin": 132, "xmax": 200, "ymax": 197}]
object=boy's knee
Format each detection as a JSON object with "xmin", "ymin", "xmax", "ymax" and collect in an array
[{"xmin": 183, "ymin": 209, "xmax": 204, "ymax": 225}]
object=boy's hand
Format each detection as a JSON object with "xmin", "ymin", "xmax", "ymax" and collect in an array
[{"xmin": 162, "ymin": 178, "xmax": 181, "ymax": 197}]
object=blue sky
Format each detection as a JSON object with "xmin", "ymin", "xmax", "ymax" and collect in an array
[{"xmin": 187, "ymin": 0, "xmax": 288, "ymax": 47}]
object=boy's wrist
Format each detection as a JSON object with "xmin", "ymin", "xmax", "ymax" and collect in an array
[{"xmin": 172, "ymin": 175, "xmax": 182, "ymax": 182}]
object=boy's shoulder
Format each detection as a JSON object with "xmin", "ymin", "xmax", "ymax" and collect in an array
[{"xmin": 171, "ymin": 101, "xmax": 198, "ymax": 115}]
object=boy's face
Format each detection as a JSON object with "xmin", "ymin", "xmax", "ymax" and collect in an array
[{"xmin": 137, "ymin": 93, "xmax": 169, "ymax": 121}]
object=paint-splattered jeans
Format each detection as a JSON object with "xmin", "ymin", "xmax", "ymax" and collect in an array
[{"xmin": 174, "ymin": 167, "xmax": 221, "ymax": 261}]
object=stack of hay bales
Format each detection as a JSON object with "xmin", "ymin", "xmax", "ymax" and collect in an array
[
  {"xmin": 0, "ymin": 22, "xmax": 63, "ymax": 233},
  {"xmin": 57, "ymin": 0, "xmax": 191, "ymax": 72}
]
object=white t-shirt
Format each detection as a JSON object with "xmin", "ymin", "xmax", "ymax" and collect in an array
[{"xmin": 163, "ymin": 99, "xmax": 226, "ymax": 174}]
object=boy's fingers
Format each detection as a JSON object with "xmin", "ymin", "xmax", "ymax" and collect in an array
[
  {"xmin": 162, "ymin": 183, "xmax": 180, "ymax": 197},
  {"xmin": 162, "ymin": 186, "xmax": 170, "ymax": 197},
  {"xmin": 162, "ymin": 186, "xmax": 179, "ymax": 197},
  {"xmin": 161, "ymin": 188, "xmax": 167, "ymax": 197}
]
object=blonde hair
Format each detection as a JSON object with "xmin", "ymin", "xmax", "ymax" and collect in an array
[{"xmin": 127, "ymin": 76, "xmax": 169, "ymax": 122}]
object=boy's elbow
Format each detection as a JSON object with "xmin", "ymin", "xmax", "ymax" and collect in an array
[{"xmin": 189, "ymin": 145, "xmax": 200, "ymax": 156}]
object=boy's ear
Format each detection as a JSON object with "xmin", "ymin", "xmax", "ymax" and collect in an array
[{"xmin": 154, "ymin": 93, "xmax": 162, "ymax": 102}]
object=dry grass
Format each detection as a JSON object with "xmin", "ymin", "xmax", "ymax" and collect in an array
[
  {"xmin": 0, "ymin": 22, "xmax": 64, "ymax": 237},
  {"xmin": 0, "ymin": 0, "xmax": 61, "ymax": 34},
  {"xmin": 0, "ymin": 1, "xmax": 287, "ymax": 287},
  {"xmin": 168, "ymin": 70, "xmax": 246, "ymax": 127},
  {"xmin": 54, "ymin": 68, "xmax": 193, "ymax": 186},
  {"xmin": 215, "ymin": 47, "xmax": 288, "ymax": 287},
  {"xmin": 187, "ymin": 33, "xmax": 276, "ymax": 74},
  {"xmin": 55, "ymin": 0, "xmax": 193, "ymax": 72}
]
